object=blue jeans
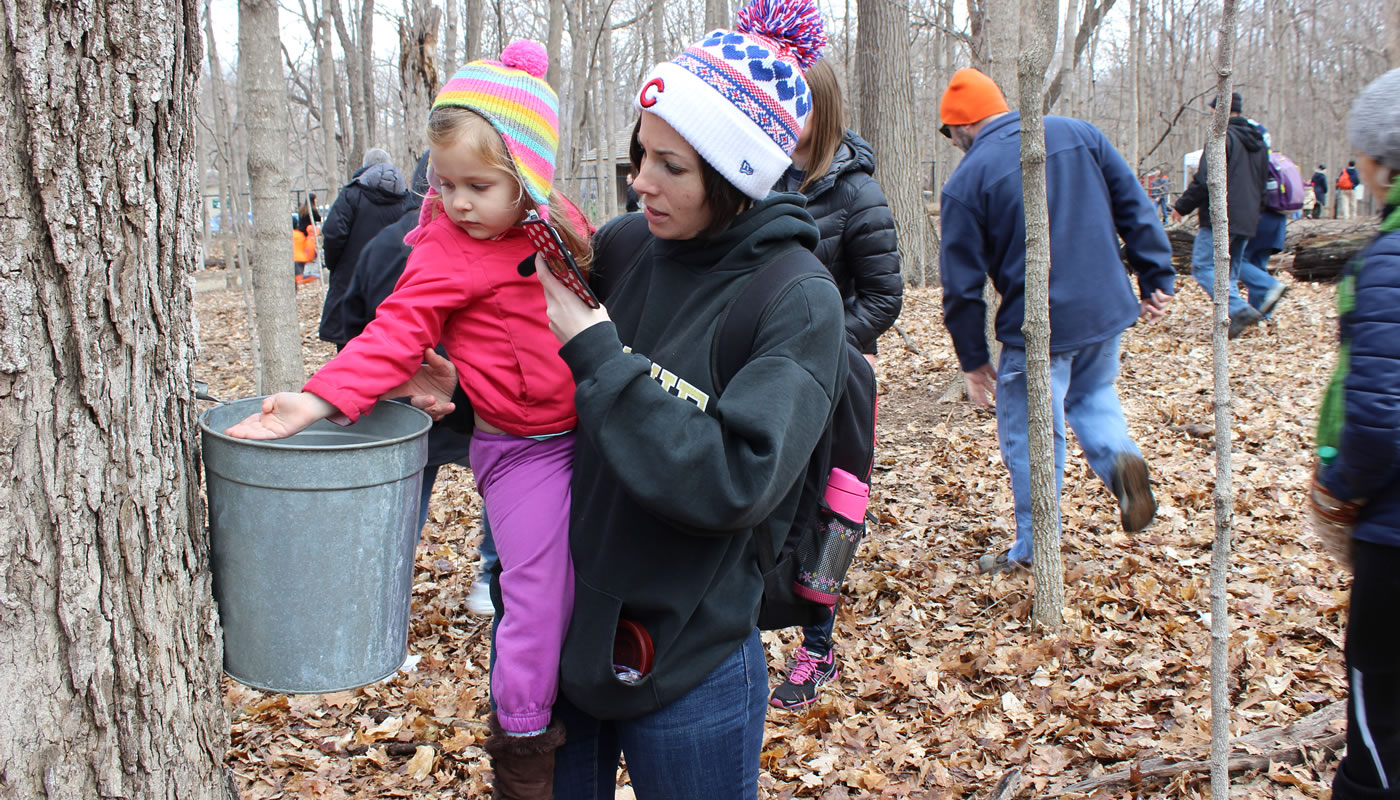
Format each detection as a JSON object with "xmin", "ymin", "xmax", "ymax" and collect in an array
[
  {"xmin": 996, "ymin": 335, "xmax": 1141, "ymax": 563},
  {"xmin": 1239, "ymin": 213, "xmax": 1286, "ymax": 318},
  {"xmin": 417, "ymin": 464, "xmax": 498, "ymax": 572},
  {"xmin": 553, "ymin": 628, "xmax": 768, "ymax": 799},
  {"xmin": 800, "ymin": 610, "xmax": 835, "ymax": 656},
  {"xmin": 1190, "ymin": 226, "xmax": 1251, "ymax": 318}
]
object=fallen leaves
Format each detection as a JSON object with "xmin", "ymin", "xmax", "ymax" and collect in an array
[{"xmin": 196, "ymin": 268, "xmax": 1349, "ymax": 798}]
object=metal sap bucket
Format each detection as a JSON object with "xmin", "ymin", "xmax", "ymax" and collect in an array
[{"xmin": 199, "ymin": 397, "xmax": 431, "ymax": 693}]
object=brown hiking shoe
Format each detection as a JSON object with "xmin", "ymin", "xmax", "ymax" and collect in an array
[{"xmin": 1111, "ymin": 454, "xmax": 1156, "ymax": 532}]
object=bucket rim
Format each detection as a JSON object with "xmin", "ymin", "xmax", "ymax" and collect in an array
[{"xmin": 199, "ymin": 396, "xmax": 433, "ymax": 452}]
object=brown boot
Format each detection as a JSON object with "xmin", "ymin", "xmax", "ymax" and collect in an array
[{"xmin": 482, "ymin": 713, "xmax": 565, "ymax": 800}]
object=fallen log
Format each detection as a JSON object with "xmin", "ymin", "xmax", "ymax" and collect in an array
[
  {"xmin": 1290, "ymin": 233, "xmax": 1376, "ymax": 282},
  {"xmin": 1043, "ymin": 699, "xmax": 1345, "ymax": 797}
]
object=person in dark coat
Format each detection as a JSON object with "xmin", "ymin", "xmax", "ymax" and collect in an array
[
  {"xmin": 768, "ymin": 57, "xmax": 900, "ymax": 711},
  {"xmin": 341, "ymin": 152, "xmax": 498, "ymax": 617},
  {"xmin": 1171, "ymin": 90, "xmax": 1270, "ymax": 338},
  {"xmin": 1311, "ymin": 67, "xmax": 1400, "ymax": 800},
  {"xmin": 1312, "ymin": 164, "xmax": 1329, "ymax": 219},
  {"xmin": 318, "ymin": 148, "xmax": 414, "ymax": 348}
]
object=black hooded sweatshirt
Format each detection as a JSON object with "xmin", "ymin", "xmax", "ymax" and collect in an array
[
  {"xmin": 1173, "ymin": 116, "xmax": 1269, "ymax": 239},
  {"xmin": 780, "ymin": 130, "xmax": 903, "ymax": 355},
  {"xmin": 556, "ymin": 194, "xmax": 846, "ymax": 720}
]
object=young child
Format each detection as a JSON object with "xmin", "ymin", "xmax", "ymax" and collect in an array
[{"xmin": 225, "ymin": 40, "xmax": 589, "ymax": 795}]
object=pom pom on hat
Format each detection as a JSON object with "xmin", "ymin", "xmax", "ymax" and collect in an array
[
  {"xmin": 734, "ymin": 0, "xmax": 827, "ymax": 70},
  {"xmin": 632, "ymin": 0, "xmax": 826, "ymax": 200},
  {"xmin": 500, "ymin": 39, "xmax": 549, "ymax": 78}
]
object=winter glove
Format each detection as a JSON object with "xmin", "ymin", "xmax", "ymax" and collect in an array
[{"xmin": 1307, "ymin": 462, "xmax": 1361, "ymax": 570}]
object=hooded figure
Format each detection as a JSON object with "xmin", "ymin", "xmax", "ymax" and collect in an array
[{"xmin": 318, "ymin": 150, "xmax": 415, "ymax": 346}]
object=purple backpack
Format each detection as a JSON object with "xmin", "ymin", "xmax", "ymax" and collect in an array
[{"xmin": 1265, "ymin": 152, "xmax": 1305, "ymax": 212}]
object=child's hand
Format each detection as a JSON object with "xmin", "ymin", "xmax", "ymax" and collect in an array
[
  {"xmin": 537, "ymin": 255, "xmax": 610, "ymax": 344},
  {"xmin": 225, "ymin": 392, "xmax": 337, "ymax": 439}
]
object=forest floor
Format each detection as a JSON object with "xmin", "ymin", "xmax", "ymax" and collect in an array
[{"xmin": 197, "ymin": 256, "xmax": 1350, "ymax": 799}]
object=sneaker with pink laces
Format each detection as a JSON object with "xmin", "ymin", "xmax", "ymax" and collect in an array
[{"xmin": 769, "ymin": 646, "xmax": 838, "ymax": 709}]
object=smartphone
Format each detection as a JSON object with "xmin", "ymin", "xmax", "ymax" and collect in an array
[{"xmin": 520, "ymin": 210, "xmax": 600, "ymax": 308}]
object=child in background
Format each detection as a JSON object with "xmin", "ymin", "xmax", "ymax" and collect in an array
[{"xmin": 226, "ymin": 40, "xmax": 589, "ymax": 797}]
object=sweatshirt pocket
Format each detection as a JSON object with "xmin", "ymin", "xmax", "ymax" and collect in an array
[{"xmin": 559, "ymin": 578, "xmax": 664, "ymax": 720}]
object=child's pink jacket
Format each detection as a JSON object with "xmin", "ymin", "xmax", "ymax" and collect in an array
[{"xmin": 304, "ymin": 207, "xmax": 589, "ymax": 437}]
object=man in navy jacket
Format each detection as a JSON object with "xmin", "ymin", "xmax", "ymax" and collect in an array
[{"xmin": 936, "ymin": 68, "xmax": 1176, "ymax": 574}]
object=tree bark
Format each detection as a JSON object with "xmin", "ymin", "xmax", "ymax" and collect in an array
[
  {"xmin": 857, "ymin": 0, "xmax": 932, "ymax": 286},
  {"xmin": 398, "ymin": 0, "xmax": 440, "ymax": 167},
  {"xmin": 1206, "ymin": 2, "xmax": 1240, "ymax": 796},
  {"xmin": 1390, "ymin": 0, "xmax": 1400, "ymax": 69},
  {"xmin": 242, "ymin": 0, "xmax": 307, "ymax": 392},
  {"xmin": 547, "ymin": 0, "xmax": 564, "ymax": 92},
  {"xmin": 704, "ymin": 0, "xmax": 727, "ymax": 32},
  {"xmin": 0, "ymin": 0, "xmax": 229, "ymax": 794},
  {"xmin": 359, "ymin": 0, "xmax": 377, "ymax": 145},
  {"xmin": 464, "ymin": 0, "xmax": 482, "ymax": 61},
  {"xmin": 319, "ymin": 12, "xmax": 342, "ymax": 190},
  {"xmin": 326, "ymin": 0, "xmax": 366, "ymax": 169},
  {"xmin": 443, "ymin": 0, "xmax": 459, "ymax": 77},
  {"xmin": 1019, "ymin": 0, "xmax": 1062, "ymax": 629},
  {"xmin": 984, "ymin": 0, "xmax": 1020, "ymax": 107}
]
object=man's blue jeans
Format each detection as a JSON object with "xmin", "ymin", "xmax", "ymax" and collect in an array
[
  {"xmin": 1190, "ymin": 226, "xmax": 1251, "ymax": 318},
  {"xmin": 553, "ymin": 628, "xmax": 768, "ymax": 799},
  {"xmin": 996, "ymin": 335, "xmax": 1142, "ymax": 563},
  {"xmin": 1239, "ymin": 212, "xmax": 1286, "ymax": 318}
]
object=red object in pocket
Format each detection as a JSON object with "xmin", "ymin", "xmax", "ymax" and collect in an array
[{"xmin": 613, "ymin": 618, "xmax": 654, "ymax": 678}]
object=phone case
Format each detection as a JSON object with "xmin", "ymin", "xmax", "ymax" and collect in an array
[{"xmin": 521, "ymin": 210, "xmax": 600, "ymax": 308}]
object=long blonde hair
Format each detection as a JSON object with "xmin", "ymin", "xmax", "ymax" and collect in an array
[
  {"xmin": 427, "ymin": 106, "xmax": 593, "ymax": 272},
  {"xmin": 798, "ymin": 60, "xmax": 846, "ymax": 194}
]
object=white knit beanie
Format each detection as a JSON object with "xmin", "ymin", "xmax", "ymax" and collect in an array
[
  {"xmin": 1349, "ymin": 68, "xmax": 1400, "ymax": 171},
  {"xmin": 633, "ymin": 0, "xmax": 827, "ymax": 200}
]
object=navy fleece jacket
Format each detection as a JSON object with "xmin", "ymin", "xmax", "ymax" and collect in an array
[{"xmin": 939, "ymin": 112, "xmax": 1175, "ymax": 372}]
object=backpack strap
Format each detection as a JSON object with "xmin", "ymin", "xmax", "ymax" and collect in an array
[
  {"xmin": 713, "ymin": 247, "xmax": 833, "ymax": 391},
  {"xmin": 712, "ymin": 248, "xmax": 835, "ymax": 581},
  {"xmin": 589, "ymin": 212, "xmax": 653, "ymax": 303}
]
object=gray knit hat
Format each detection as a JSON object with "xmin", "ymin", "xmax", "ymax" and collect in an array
[
  {"xmin": 1349, "ymin": 68, "xmax": 1400, "ymax": 171},
  {"xmin": 362, "ymin": 147, "xmax": 392, "ymax": 168}
]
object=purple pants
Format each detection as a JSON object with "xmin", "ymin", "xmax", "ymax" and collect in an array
[{"xmin": 470, "ymin": 430, "xmax": 575, "ymax": 734}]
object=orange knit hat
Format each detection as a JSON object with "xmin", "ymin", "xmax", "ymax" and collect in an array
[{"xmin": 938, "ymin": 68, "xmax": 1010, "ymax": 138}]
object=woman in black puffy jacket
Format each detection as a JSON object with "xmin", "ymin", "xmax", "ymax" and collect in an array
[{"xmin": 769, "ymin": 58, "xmax": 902, "ymax": 711}]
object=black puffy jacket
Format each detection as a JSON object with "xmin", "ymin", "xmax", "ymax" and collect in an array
[
  {"xmin": 786, "ymin": 131, "xmax": 902, "ymax": 354},
  {"xmin": 318, "ymin": 162, "xmax": 415, "ymax": 345}
]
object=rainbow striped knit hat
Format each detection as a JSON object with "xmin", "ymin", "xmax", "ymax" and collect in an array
[{"xmin": 432, "ymin": 40, "xmax": 559, "ymax": 211}]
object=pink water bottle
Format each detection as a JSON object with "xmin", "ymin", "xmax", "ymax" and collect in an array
[{"xmin": 793, "ymin": 469, "xmax": 870, "ymax": 606}]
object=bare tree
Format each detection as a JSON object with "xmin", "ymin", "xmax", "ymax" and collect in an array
[
  {"xmin": 242, "ymin": 0, "xmax": 307, "ymax": 391},
  {"xmin": 1206, "ymin": 0, "xmax": 1240, "ymax": 796},
  {"xmin": 465, "ymin": 0, "xmax": 483, "ymax": 60},
  {"xmin": 444, "ymin": 0, "xmax": 460, "ymax": 76},
  {"xmin": 1019, "ymin": 0, "xmax": 1063, "ymax": 628},
  {"xmin": 1390, "ymin": 0, "xmax": 1400, "ymax": 69},
  {"xmin": 858, "ymin": 0, "xmax": 933, "ymax": 285},
  {"xmin": 1043, "ymin": 0, "xmax": 1117, "ymax": 113},
  {"xmin": 0, "ymin": 0, "xmax": 229, "ymax": 793},
  {"xmin": 398, "ymin": 0, "xmax": 442, "ymax": 166},
  {"xmin": 319, "ymin": 13, "xmax": 342, "ymax": 187},
  {"xmin": 704, "ymin": 0, "xmax": 727, "ymax": 32},
  {"xmin": 984, "ymin": 0, "xmax": 1020, "ymax": 104},
  {"xmin": 327, "ymin": 0, "xmax": 368, "ymax": 168}
]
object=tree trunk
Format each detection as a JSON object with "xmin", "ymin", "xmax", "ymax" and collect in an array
[
  {"xmin": 599, "ymin": 10, "xmax": 617, "ymax": 220},
  {"xmin": 1127, "ymin": 0, "xmax": 1141, "ymax": 172},
  {"xmin": 242, "ymin": 0, "xmax": 307, "ymax": 392},
  {"xmin": 1390, "ymin": 0, "xmax": 1400, "ymax": 69},
  {"xmin": 1206, "ymin": 1, "xmax": 1240, "ymax": 796},
  {"xmin": 464, "ymin": 0, "xmax": 482, "ymax": 61},
  {"xmin": 0, "ymin": 0, "xmax": 229, "ymax": 794},
  {"xmin": 327, "ymin": 0, "xmax": 366, "ymax": 169},
  {"xmin": 443, "ymin": 0, "xmax": 459, "ymax": 77},
  {"xmin": 398, "ymin": 0, "xmax": 441, "ymax": 167},
  {"xmin": 857, "ymin": 0, "xmax": 932, "ymax": 285},
  {"xmin": 984, "ymin": 0, "xmax": 1020, "ymax": 106},
  {"xmin": 1019, "ymin": 0, "xmax": 1063, "ymax": 628},
  {"xmin": 547, "ymin": 0, "xmax": 564, "ymax": 92},
  {"xmin": 704, "ymin": 0, "xmax": 727, "ymax": 31},
  {"xmin": 319, "ymin": 13, "xmax": 342, "ymax": 190},
  {"xmin": 359, "ymin": 0, "xmax": 377, "ymax": 145}
]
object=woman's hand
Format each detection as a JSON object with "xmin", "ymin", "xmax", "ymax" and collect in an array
[
  {"xmin": 225, "ymin": 392, "xmax": 337, "ymax": 439},
  {"xmin": 537, "ymin": 254, "xmax": 611, "ymax": 344},
  {"xmin": 385, "ymin": 348, "xmax": 459, "ymax": 420},
  {"xmin": 1139, "ymin": 289, "xmax": 1173, "ymax": 324}
]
